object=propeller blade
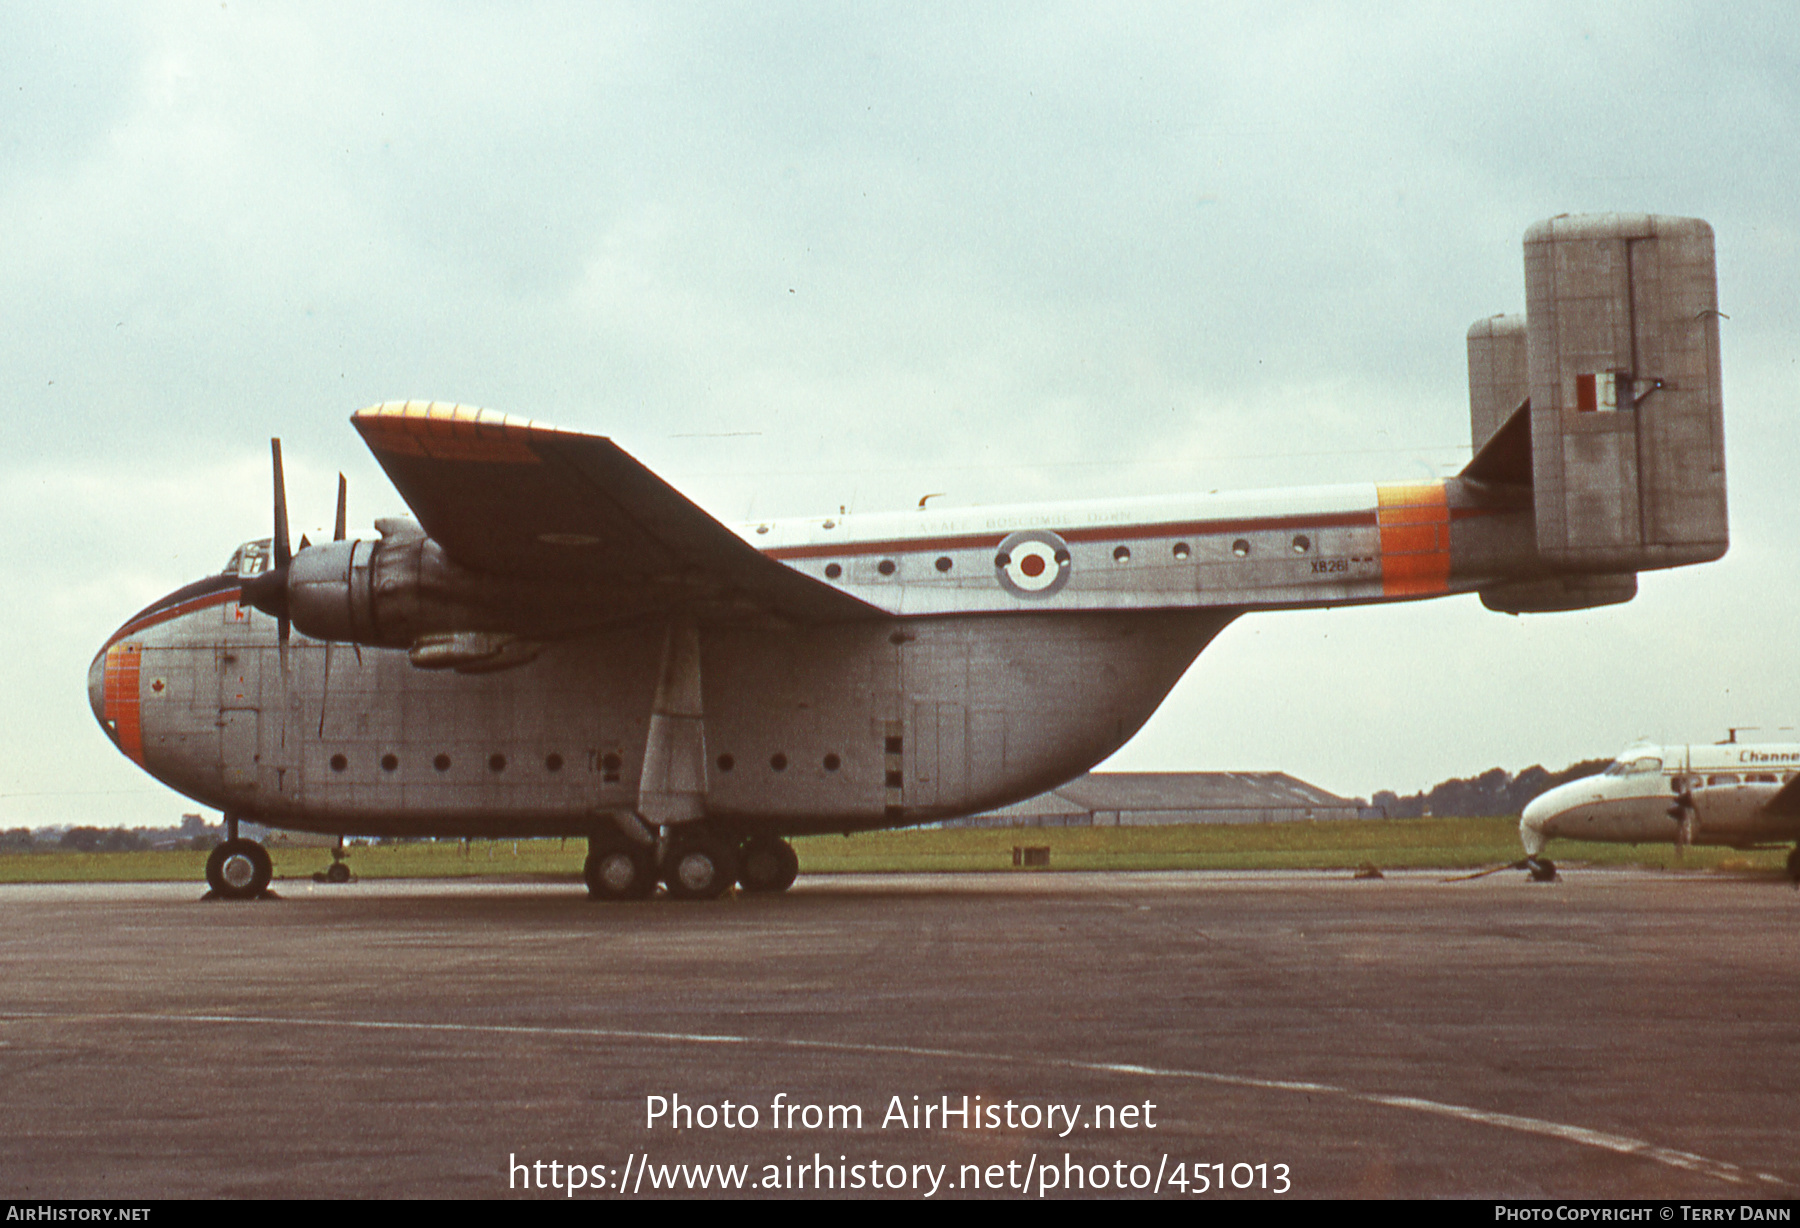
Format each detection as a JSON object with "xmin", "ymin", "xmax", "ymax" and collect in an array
[
  {"xmin": 271, "ymin": 439, "xmax": 291, "ymax": 572},
  {"xmin": 334, "ymin": 473, "xmax": 347, "ymax": 541}
]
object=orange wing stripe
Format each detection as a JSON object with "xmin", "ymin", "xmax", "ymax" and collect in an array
[{"xmin": 354, "ymin": 401, "xmax": 544, "ymax": 465}]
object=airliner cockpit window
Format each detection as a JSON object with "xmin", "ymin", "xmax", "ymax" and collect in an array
[{"xmin": 1605, "ymin": 756, "xmax": 1662, "ymax": 776}]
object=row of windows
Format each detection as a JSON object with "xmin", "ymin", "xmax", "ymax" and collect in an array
[
  {"xmin": 1673, "ymin": 772, "xmax": 1795, "ymax": 788},
  {"xmin": 819, "ymin": 535, "xmax": 1319, "ymax": 579},
  {"xmin": 717, "ymin": 752, "xmax": 841, "ymax": 773},
  {"xmin": 324, "ymin": 750, "xmax": 850, "ymax": 777},
  {"xmin": 326, "ymin": 750, "xmax": 618, "ymax": 775}
]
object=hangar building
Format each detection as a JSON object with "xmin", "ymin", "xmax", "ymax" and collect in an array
[{"xmin": 951, "ymin": 772, "xmax": 1366, "ymax": 828}]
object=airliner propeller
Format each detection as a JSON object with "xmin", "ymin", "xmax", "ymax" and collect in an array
[{"xmin": 1668, "ymin": 776, "xmax": 1697, "ymax": 858}]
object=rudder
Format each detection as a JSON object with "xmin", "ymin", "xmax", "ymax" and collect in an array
[{"xmin": 1523, "ymin": 214, "xmax": 1726, "ymax": 572}]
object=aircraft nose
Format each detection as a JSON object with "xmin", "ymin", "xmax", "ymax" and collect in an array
[
  {"xmin": 87, "ymin": 646, "xmax": 108, "ymax": 732},
  {"xmin": 1519, "ymin": 787, "xmax": 1565, "ymax": 856}
]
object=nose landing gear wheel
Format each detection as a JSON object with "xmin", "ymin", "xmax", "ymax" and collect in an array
[
  {"xmin": 324, "ymin": 861, "xmax": 351, "ymax": 884},
  {"xmin": 1527, "ymin": 857, "xmax": 1557, "ymax": 883},
  {"xmin": 585, "ymin": 845, "xmax": 656, "ymax": 901},
  {"xmin": 738, "ymin": 837, "xmax": 800, "ymax": 893},
  {"xmin": 206, "ymin": 838, "xmax": 273, "ymax": 900},
  {"xmin": 662, "ymin": 837, "xmax": 739, "ymax": 901}
]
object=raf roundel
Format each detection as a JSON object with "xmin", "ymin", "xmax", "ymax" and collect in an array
[{"xmin": 994, "ymin": 529, "xmax": 1072, "ymax": 599}]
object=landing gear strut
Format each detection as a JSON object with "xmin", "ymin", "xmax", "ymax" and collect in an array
[
  {"xmin": 206, "ymin": 837, "xmax": 273, "ymax": 900},
  {"xmin": 738, "ymin": 836, "xmax": 800, "ymax": 893},
  {"xmin": 318, "ymin": 835, "xmax": 351, "ymax": 884},
  {"xmin": 1526, "ymin": 856, "xmax": 1557, "ymax": 883}
]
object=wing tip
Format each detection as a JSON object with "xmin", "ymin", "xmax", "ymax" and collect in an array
[{"xmin": 353, "ymin": 401, "xmax": 558, "ymax": 464}]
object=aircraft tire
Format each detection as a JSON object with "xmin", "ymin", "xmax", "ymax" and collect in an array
[
  {"xmin": 662, "ymin": 837, "xmax": 739, "ymax": 901},
  {"xmin": 206, "ymin": 838, "xmax": 272, "ymax": 900},
  {"xmin": 1528, "ymin": 857, "xmax": 1557, "ymax": 883},
  {"xmin": 1786, "ymin": 846, "xmax": 1800, "ymax": 884},
  {"xmin": 738, "ymin": 837, "xmax": 800, "ymax": 893},
  {"xmin": 324, "ymin": 861, "xmax": 351, "ymax": 884},
  {"xmin": 585, "ymin": 846, "xmax": 657, "ymax": 901}
]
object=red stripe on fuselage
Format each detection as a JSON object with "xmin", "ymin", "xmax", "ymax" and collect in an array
[
  {"xmin": 763, "ymin": 509, "xmax": 1381, "ymax": 562},
  {"xmin": 104, "ymin": 587, "xmax": 241, "ymax": 650}
]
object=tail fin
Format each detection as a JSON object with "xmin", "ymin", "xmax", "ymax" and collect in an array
[{"xmin": 1523, "ymin": 214, "xmax": 1726, "ymax": 571}]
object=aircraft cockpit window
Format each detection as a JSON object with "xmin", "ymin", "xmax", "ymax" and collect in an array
[
  {"xmin": 228, "ymin": 539, "xmax": 273, "ymax": 578},
  {"xmin": 1606, "ymin": 756, "xmax": 1661, "ymax": 776}
]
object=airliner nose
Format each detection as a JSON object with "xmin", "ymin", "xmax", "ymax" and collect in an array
[{"xmin": 1519, "ymin": 788, "xmax": 1562, "ymax": 856}]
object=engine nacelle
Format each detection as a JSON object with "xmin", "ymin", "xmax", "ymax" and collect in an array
[{"xmin": 286, "ymin": 522, "xmax": 514, "ymax": 648}]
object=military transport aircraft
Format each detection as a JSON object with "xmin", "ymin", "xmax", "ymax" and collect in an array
[
  {"xmin": 1521, "ymin": 740, "xmax": 1800, "ymax": 883},
  {"xmin": 89, "ymin": 214, "xmax": 1730, "ymax": 901}
]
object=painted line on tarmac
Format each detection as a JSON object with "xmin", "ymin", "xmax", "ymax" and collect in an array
[{"xmin": 2, "ymin": 1008, "xmax": 1784, "ymax": 1189}]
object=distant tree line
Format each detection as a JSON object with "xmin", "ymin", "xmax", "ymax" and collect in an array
[
  {"xmin": 1370, "ymin": 759, "xmax": 1612, "ymax": 819},
  {"xmin": 0, "ymin": 814, "xmax": 222, "ymax": 854}
]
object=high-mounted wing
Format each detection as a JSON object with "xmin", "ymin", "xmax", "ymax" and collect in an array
[
  {"xmin": 353, "ymin": 401, "xmax": 877, "ymax": 623},
  {"xmin": 1763, "ymin": 774, "xmax": 1800, "ymax": 818}
]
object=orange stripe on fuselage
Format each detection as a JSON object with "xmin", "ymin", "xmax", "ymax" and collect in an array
[
  {"xmin": 102, "ymin": 642, "xmax": 144, "ymax": 765},
  {"xmin": 1376, "ymin": 481, "xmax": 1450, "ymax": 597}
]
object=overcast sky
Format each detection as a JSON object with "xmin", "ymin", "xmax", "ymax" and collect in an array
[{"xmin": 6, "ymin": 2, "xmax": 1800, "ymax": 828}]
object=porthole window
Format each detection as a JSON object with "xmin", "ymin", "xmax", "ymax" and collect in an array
[
  {"xmin": 825, "ymin": 563, "xmax": 842, "ymax": 579},
  {"xmin": 935, "ymin": 556, "xmax": 953, "ymax": 573},
  {"xmin": 1291, "ymin": 534, "xmax": 1311, "ymax": 554},
  {"xmin": 380, "ymin": 753, "xmax": 399, "ymax": 772},
  {"xmin": 545, "ymin": 753, "xmax": 564, "ymax": 772},
  {"xmin": 878, "ymin": 559, "xmax": 897, "ymax": 576},
  {"xmin": 434, "ymin": 753, "xmax": 451, "ymax": 772},
  {"xmin": 488, "ymin": 753, "xmax": 506, "ymax": 773},
  {"xmin": 1232, "ymin": 539, "xmax": 1251, "ymax": 558},
  {"xmin": 824, "ymin": 753, "xmax": 841, "ymax": 771},
  {"xmin": 770, "ymin": 753, "xmax": 789, "ymax": 772},
  {"xmin": 1113, "ymin": 545, "xmax": 1131, "ymax": 563},
  {"xmin": 1172, "ymin": 542, "xmax": 1191, "ymax": 560},
  {"xmin": 717, "ymin": 753, "xmax": 735, "ymax": 772},
  {"xmin": 329, "ymin": 753, "xmax": 348, "ymax": 773}
]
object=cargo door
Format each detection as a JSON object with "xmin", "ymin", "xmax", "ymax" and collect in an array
[{"xmin": 217, "ymin": 647, "xmax": 262, "ymax": 795}]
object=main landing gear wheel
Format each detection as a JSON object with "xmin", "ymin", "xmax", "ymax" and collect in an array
[
  {"xmin": 662, "ymin": 836, "xmax": 740, "ymax": 901},
  {"xmin": 1786, "ymin": 846, "xmax": 1800, "ymax": 885},
  {"xmin": 738, "ymin": 837, "xmax": 800, "ymax": 893},
  {"xmin": 1527, "ymin": 857, "xmax": 1557, "ymax": 883},
  {"xmin": 584, "ymin": 844, "xmax": 657, "ymax": 901},
  {"xmin": 206, "ymin": 838, "xmax": 273, "ymax": 900},
  {"xmin": 324, "ymin": 861, "xmax": 351, "ymax": 884}
]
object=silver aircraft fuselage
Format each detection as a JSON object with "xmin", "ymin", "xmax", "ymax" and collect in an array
[{"xmin": 90, "ymin": 475, "xmax": 1531, "ymax": 838}]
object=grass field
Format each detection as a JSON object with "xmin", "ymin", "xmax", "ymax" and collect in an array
[{"xmin": 0, "ymin": 818, "xmax": 1790, "ymax": 883}]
